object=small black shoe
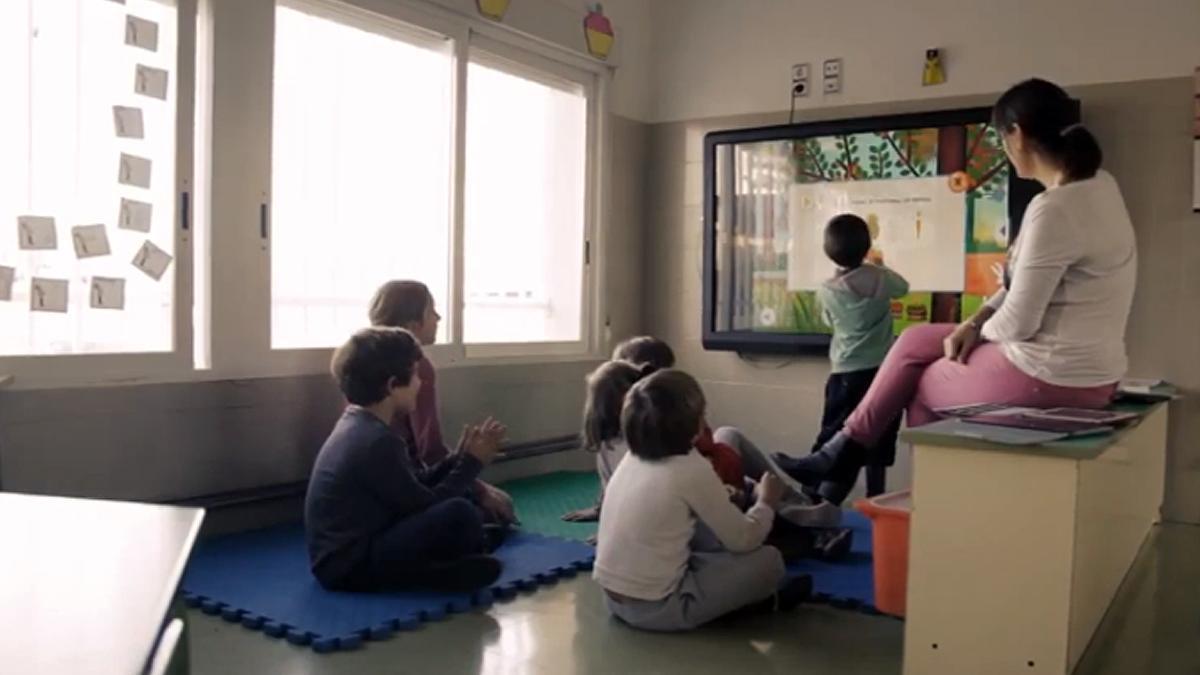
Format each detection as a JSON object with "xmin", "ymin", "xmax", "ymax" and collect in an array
[
  {"xmin": 413, "ymin": 555, "xmax": 503, "ymax": 592},
  {"xmin": 812, "ymin": 528, "xmax": 854, "ymax": 562},
  {"xmin": 774, "ymin": 574, "xmax": 814, "ymax": 612},
  {"xmin": 482, "ymin": 523, "xmax": 511, "ymax": 553},
  {"xmin": 765, "ymin": 522, "xmax": 816, "ymax": 563}
]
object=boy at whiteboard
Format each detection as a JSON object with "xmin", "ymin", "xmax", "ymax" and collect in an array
[{"xmin": 775, "ymin": 214, "xmax": 909, "ymax": 503}]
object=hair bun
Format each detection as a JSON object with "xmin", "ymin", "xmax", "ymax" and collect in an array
[{"xmin": 1059, "ymin": 122, "xmax": 1085, "ymax": 137}]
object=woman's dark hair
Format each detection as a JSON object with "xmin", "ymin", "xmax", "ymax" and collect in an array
[
  {"xmin": 581, "ymin": 360, "xmax": 652, "ymax": 451},
  {"xmin": 612, "ymin": 336, "xmax": 676, "ymax": 370},
  {"xmin": 621, "ymin": 369, "xmax": 706, "ymax": 460},
  {"xmin": 331, "ymin": 327, "xmax": 423, "ymax": 405},
  {"xmin": 992, "ymin": 78, "xmax": 1102, "ymax": 181},
  {"xmin": 824, "ymin": 214, "xmax": 872, "ymax": 269},
  {"xmin": 369, "ymin": 280, "xmax": 431, "ymax": 328}
]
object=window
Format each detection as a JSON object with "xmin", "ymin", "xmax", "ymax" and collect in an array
[
  {"xmin": 463, "ymin": 51, "xmax": 589, "ymax": 346},
  {"xmin": 0, "ymin": 0, "xmax": 179, "ymax": 356},
  {"xmin": 270, "ymin": 0, "xmax": 453, "ymax": 349},
  {"xmin": 3, "ymin": 0, "xmax": 604, "ymax": 386}
]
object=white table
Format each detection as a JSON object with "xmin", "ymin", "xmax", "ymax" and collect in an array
[
  {"xmin": 0, "ymin": 493, "xmax": 204, "ymax": 675},
  {"xmin": 901, "ymin": 404, "xmax": 1168, "ymax": 675}
]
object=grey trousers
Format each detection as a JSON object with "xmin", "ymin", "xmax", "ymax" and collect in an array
[
  {"xmin": 713, "ymin": 426, "xmax": 842, "ymax": 528},
  {"xmin": 604, "ymin": 546, "xmax": 785, "ymax": 632}
]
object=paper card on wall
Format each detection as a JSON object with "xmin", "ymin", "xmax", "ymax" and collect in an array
[
  {"xmin": 17, "ymin": 216, "xmax": 57, "ymax": 250},
  {"xmin": 113, "ymin": 105, "xmax": 144, "ymax": 139},
  {"xmin": 125, "ymin": 15, "xmax": 159, "ymax": 51},
  {"xmin": 119, "ymin": 153, "xmax": 152, "ymax": 188},
  {"xmin": 132, "ymin": 240, "xmax": 172, "ymax": 281},
  {"xmin": 72, "ymin": 224, "xmax": 112, "ymax": 259},
  {"xmin": 30, "ymin": 278, "xmax": 69, "ymax": 313},
  {"xmin": 119, "ymin": 198, "xmax": 153, "ymax": 232},
  {"xmin": 0, "ymin": 266, "xmax": 14, "ymax": 301},
  {"xmin": 90, "ymin": 277, "xmax": 126, "ymax": 310},
  {"xmin": 134, "ymin": 65, "xmax": 169, "ymax": 100}
]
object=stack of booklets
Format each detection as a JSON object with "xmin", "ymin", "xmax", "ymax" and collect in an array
[
  {"xmin": 914, "ymin": 404, "xmax": 1145, "ymax": 445},
  {"xmin": 912, "ymin": 380, "xmax": 1179, "ymax": 446},
  {"xmin": 1115, "ymin": 378, "xmax": 1180, "ymax": 403}
]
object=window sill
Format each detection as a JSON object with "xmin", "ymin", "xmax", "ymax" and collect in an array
[{"xmin": 0, "ymin": 347, "xmax": 604, "ymax": 391}]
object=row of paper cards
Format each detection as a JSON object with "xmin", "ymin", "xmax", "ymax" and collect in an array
[
  {"xmin": 18, "ymin": 211, "xmax": 152, "ymax": 254},
  {"xmin": 0, "ymin": 237, "xmax": 169, "ymax": 311},
  {"xmin": 10, "ymin": 218, "xmax": 170, "ymax": 275},
  {"xmin": 0, "ymin": 271, "xmax": 125, "ymax": 311}
]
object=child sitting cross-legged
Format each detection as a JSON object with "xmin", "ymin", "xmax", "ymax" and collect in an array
[
  {"xmin": 593, "ymin": 369, "xmax": 812, "ymax": 632},
  {"xmin": 305, "ymin": 327, "xmax": 506, "ymax": 592}
]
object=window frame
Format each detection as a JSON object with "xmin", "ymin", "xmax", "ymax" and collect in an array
[
  {"xmin": 457, "ymin": 32, "xmax": 603, "ymax": 362},
  {"xmin": 1, "ymin": 0, "xmax": 611, "ymax": 390},
  {"xmin": 0, "ymin": 0, "xmax": 198, "ymax": 390}
]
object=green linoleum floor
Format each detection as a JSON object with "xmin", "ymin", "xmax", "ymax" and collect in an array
[{"xmin": 499, "ymin": 471, "xmax": 600, "ymax": 542}]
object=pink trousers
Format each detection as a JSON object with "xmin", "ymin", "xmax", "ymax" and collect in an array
[{"xmin": 843, "ymin": 324, "xmax": 1117, "ymax": 446}]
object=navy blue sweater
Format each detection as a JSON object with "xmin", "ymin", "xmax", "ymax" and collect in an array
[{"xmin": 304, "ymin": 407, "xmax": 483, "ymax": 582}]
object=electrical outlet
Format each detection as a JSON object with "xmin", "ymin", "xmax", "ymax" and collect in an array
[
  {"xmin": 793, "ymin": 81, "xmax": 809, "ymax": 97},
  {"xmin": 791, "ymin": 63, "xmax": 810, "ymax": 83},
  {"xmin": 822, "ymin": 58, "xmax": 842, "ymax": 94}
]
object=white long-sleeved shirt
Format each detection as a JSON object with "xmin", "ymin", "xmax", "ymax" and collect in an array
[
  {"xmin": 982, "ymin": 170, "xmax": 1137, "ymax": 387},
  {"xmin": 592, "ymin": 449, "xmax": 774, "ymax": 601}
]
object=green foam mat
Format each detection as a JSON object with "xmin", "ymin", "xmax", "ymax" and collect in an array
[{"xmin": 499, "ymin": 471, "xmax": 600, "ymax": 542}]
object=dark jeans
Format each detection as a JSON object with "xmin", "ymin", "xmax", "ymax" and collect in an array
[
  {"xmin": 813, "ymin": 368, "xmax": 902, "ymax": 497},
  {"xmin": 320, "ymin": 497, "xmax": 486, "ymax": 591}
]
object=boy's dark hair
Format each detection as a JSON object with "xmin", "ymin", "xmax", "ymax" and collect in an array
[
  {"xmin": 368, "ymin": 280, "xmax": 431, "ymax": 328},
  {"xmin": 612, "ymin": 336, "xmax": 676, "ymax": 371},
  {"xmin": 621, "ymin": 369, "xmax": 706, "ymax": 460},
  {"xmin": 824, "ymin": 214, "xmax": 872, "ymax": 269},
  {"xmin": 581, "ymin": 360, "xmax": 653, "ymax": 451},
  {"xmin": 331, "ymin": 327, "xmax": 424, "ymax": 406}
]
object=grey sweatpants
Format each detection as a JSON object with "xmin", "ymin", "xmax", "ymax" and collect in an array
[
  {"xmin": 713, "ymin": 426, "xmax": 842, "ymax": 528},
  {"xmin": 603, "ymin": 546, "xmax": 785, "ymax": 632}
]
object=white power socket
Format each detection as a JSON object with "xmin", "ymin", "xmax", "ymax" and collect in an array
[
  {"xmin": 791, "ymin": 63, "xmax": 810, "ymax": 98},
  {"xmin": 823, "ymin": 58, "xmax": 842, "ymax": 94}
]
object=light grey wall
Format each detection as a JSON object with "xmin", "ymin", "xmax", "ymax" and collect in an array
[
  {"xmin": 643, "ymin": 78, "xmax": 1200, "ymax": 523},
  {"xmin": 0, "ymin": 112, "xmax": 650, "ymax": 503}
]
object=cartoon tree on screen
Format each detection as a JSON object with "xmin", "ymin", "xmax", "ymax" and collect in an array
[
  {"xmin": 879, "ymin": 129, "xmax": 937, "ymax": 177},
  {"xmin": 793, "ymin": 137, "xmax": 833, "ymax": 182},
  {"xmin": 963, "ymin": 123, "xmax": 1007, "ymax": 201}
]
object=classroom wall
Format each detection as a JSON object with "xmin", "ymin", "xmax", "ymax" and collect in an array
[
  {"xmin": 0, "ymin": 109, "xmax": 647, "ymax": 501},
  {"xmin": 644, "ymin": 0, "xmax": 1200, "ymax": 123},
  {"xmin": 418, "ymin": 0, "xmax": 655, "ymax": 121},
  {"xmin": 644, "ymin": 77, "xmax": 1200, "ymax": 523}
]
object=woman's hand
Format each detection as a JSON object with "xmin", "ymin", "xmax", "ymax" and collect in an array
[{"xmin": 943, "ymin": 321, "xmax": 981, "ymax": 363}]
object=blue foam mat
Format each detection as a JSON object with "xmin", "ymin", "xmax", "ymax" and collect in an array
[
  {"xmin": 181, "ymin": 525, "xmax": 595, "ymax": 653},
  {"xmin": 786, "ymin": 510, "xmax": 883, "ymax": 615}
]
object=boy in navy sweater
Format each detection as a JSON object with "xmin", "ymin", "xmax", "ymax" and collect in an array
[{"xmin": 305, "ymin": 327, "xmax": 505, "ymax": 591}]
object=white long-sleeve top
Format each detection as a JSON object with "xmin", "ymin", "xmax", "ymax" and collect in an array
[
  {"xmin": 982, "ymin": 170, "xmax": 1137, "ymax": 387},
  {"xmin": 592, "ymin": 449, "xmax": 774, "ymax": 601}
]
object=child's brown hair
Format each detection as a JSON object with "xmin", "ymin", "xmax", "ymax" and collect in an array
[
  {"xmin": 611, "ymin": 336, "xmax": 676, "ymax": 371},
  {"xmin": 621, "ymin": 369, "xmax": 706, "ymax": 460},
  {"xmin": 581, "ymin": 360, "xmax": 653, "ymax": 451},
  {"xmin": 368, "ymin": 280, "xmax": 431, "ymax": 329},
  {"xmin": 331, "ymin": 327, "xmax": 423, "ymax": 405}
]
